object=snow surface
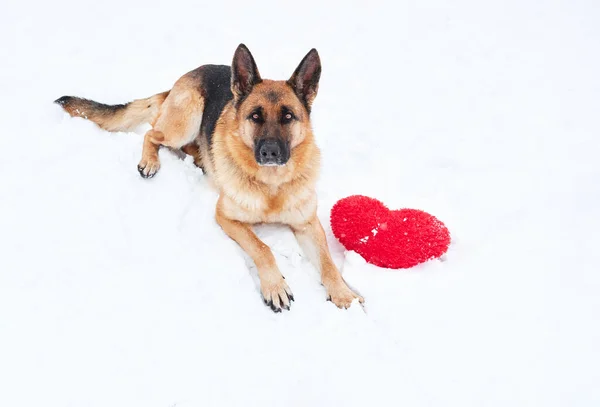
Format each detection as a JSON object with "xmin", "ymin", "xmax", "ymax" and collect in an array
[{"xmin": 1, "ymin": 0, "xmax": 599, "ymax": 406}]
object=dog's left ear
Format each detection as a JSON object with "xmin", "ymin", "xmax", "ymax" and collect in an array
[{"xmin": 287, "ymin": 49, "xmax": 321, "ymax": 112}]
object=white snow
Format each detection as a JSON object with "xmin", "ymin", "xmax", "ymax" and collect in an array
[{"xmin": 1, "ymin": 0, "xmax": 600, "ymax": 406}]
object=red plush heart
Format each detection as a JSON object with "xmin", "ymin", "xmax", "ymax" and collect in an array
[{"xmin": 330, "ymin": 195, "xmax": 450, "ymax": 269}]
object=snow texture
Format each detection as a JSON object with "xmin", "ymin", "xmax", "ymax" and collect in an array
[{"xmin": 1, "ymin": 0, "xmax": 599, "ymax": 406}]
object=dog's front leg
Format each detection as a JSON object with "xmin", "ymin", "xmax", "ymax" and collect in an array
[
  {"xmin": 293, "ymin": 216, "xmax": 364, "ymax": 309},
  {"xmin": 215, "ymin": 208, "xmax": 293, "ymax": 313}
]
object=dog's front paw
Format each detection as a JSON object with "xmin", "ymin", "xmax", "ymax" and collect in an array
[
  {"xmin": 326, "ymin": 281, "xmax": 364, "ymax": 309},
  {"xmin": 261, "ymin": 277, "xmax": 294, "ymax": 313},
  {"xmin": 137, "ymin": 157, "xmax": 160, "ymax": 178}
]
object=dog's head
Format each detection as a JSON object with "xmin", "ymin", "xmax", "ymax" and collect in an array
[{"xmin": 230, "ymin": 44, "xmax": 321, "ymax": 167}]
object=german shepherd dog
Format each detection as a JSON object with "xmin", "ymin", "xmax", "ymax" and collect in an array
[{"xmin": 55, "ymin": 44, "xmax": 364, "ymax": 312}]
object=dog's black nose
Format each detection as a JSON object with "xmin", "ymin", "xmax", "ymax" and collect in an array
[
  {"xmin": 260, "ymin": 140, "xmax": 281, "ymax": 160},
  {"xmin": 256, "ymin": 139, "xmax": 285, "ymax": 165}
]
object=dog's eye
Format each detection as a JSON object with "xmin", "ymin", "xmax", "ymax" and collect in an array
[
  {"xmin": 281, "ymin": 112, "xmax": 294, "ymax": 123},
  {"xmin": 249, "ymin": 111, "xmax": 263, "ymax": 123}
]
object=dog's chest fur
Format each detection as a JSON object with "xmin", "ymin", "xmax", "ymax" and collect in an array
[{"xmin": 218, "ymin": 173, "xmax": 317, "ymax": 225}]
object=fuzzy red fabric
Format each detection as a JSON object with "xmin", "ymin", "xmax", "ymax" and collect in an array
[{"xmin": 330, "ymin": 195, "xmax": 451, "ymax": 269}]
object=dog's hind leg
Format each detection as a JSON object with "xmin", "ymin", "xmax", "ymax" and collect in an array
[
  {"xmin": 137, "ymin": 130, "xmax": 163, "ymax": 178},
  {"xmin": 136, "ymin": 76, "xmax": 204, "ymax": 178}
]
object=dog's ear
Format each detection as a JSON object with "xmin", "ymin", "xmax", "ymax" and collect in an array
[
  {"xmin": 287, "ymin": 48, "xmax": 321, "ymax": 112},
  {"xmin": 231, "ymin": 44, "xmax": 262, "ymax": 102}
]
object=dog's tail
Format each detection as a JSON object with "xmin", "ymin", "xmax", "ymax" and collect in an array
[{"xmin": 54, "ymin": 91, "xmax": 170, "ymax": 132}]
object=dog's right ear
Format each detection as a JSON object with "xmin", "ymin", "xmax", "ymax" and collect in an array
[{"xmin": 231, "ymin": 44, "xmax": 262, "ymax": 103}]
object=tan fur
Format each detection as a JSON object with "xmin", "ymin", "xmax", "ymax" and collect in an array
[
  {"xmin": 137, "ymin": 75, "xmax": 205, "ymax": 177},
  {"xmin": 57, "ymin": 45, "xmax": 363, "ymax": 311},
  {"xmin": 212, "ymin": 104, "xmax": 320, "ymax": 224},
  {"xmin": 215, "ymin": 208, "xmax": 293, "ymax": 310},
  {"xmin": 212, "ymin": 76, "xmax": 363, "ymax": 310},
  {"xmin": 61, "ymin": 91, "xmax": 169, "ymax": 132},
  {"xmin": 292, "ymin": 218, "xmax": 364, "ymax": 308},
  {"xmin": 181, "ymin": 143, "xmax": 203, "ymax": 169},
  {"xmin": 138, "ymin": 130, "xmax": 162, "ymax": 177}
]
